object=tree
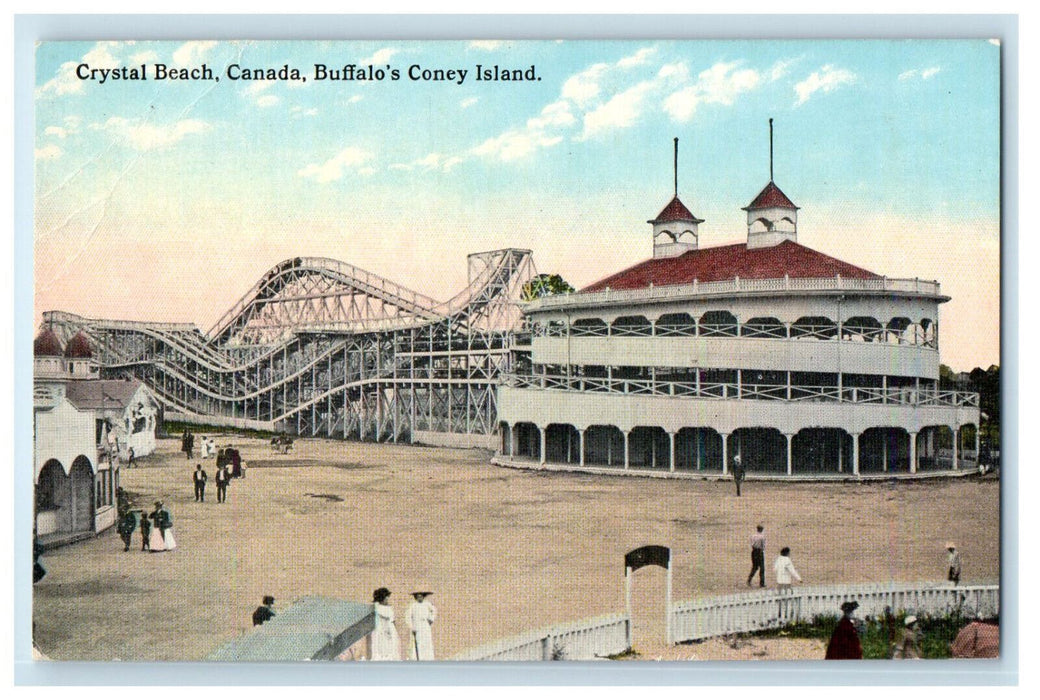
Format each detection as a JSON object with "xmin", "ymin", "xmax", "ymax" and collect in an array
[{"xmin": 521, "ymin": 273, "xmax": 575, "ymax": 301}]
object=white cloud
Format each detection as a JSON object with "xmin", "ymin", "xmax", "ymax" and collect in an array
[
  {"xmin": 471, "ymin": 130, "xmax": 563, "ymax": 162},
  {"xmin": 561, "ymin": 62, "xmax": 609, "ymax": 106},
  {"xmin": 256, "ymin": 95, "xmax": 280, "ymax": 108},
  {"xmin": 794, "ymin": 65, "xmax": 857, "ymax": 106},
  {"xmin": 898, "ymin": 69, "xmax": 918, "ymax": 81},
  {"xmin": 581, "ymin": 81, "xmax": 656, "ymax": 139},
  {"xmin": 130, "ymin": 50, "xmax": 159, "ymax": 64},
  {"xmin": 297, "ymin": 147, "xmax": 373, "ymax": 183},
  {"xmin": 96, "ymin": 117, "xmax": 210, "ymax": 151},
  {"xmin": 290, "ymin": 106, "xmax": 318, "ymax": 118},
  {"xmin": 922, "ymin": 67, "xmax": 941, "ymax": 79},
  {"xmin": 361, "ymin": 48, "xmax": 398, "ymax": 66},
  {"xmin": 35, "ymin": 144, "xmax": 62, "ymax": 160},
  {"xmin": 37, "ymin": 42, "xmax": 123, "ymax": 98},
  {"xmin": 460, "ymin": 97, "xmax": 479, "ymax": 109},
  {"xmin": 617, "ymin": 47, "xmax": 657, "ymax": 68},
  {"xmin": 44, "ymin": 126, "xmax": 68, "ymax": 139},
  {"xmin": 695, "ymin": 61, "xmax": 760, "ymax": 105},
  {"xmin": 768, "ymin": 57, "xmax": 799, "ymax": 82},
  {"xmin": 347, "ymin": 95, "xmax": 363, "ymax": 104},
  {"xmin": 173, "ymin": 41, "xmax": 217, "ymax": 66},
  {"xmin": 469, "ymin": 40, "xmax": 504, "ymax": 51}
]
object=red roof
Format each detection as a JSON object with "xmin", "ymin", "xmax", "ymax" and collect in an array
[
  {"xmin": 34, "ymin": 329, "xmax": 64, "ymax": 357},
  {"xmin": 744, "ymin": 181, "xmax": 798, "ymax": 211},
  {"xmin": 649, "ymin": 196, "xmax": 703, "ymax": 224},
  {"xmin": 64, "ymin": 332, "xmax": 94, "ymax": 359},
  {"xmin": 582, "ymin": 240, "xmax": 879, "ymax": 293}
]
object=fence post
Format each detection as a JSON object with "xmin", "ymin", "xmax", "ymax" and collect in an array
[{"xmin": 542, "ymin": 634, "xmax": 552, "ymax": 661}]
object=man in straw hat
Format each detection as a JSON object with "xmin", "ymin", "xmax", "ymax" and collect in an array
[
  {"xmin": 825, "ymin": 601, "xmax": 863, "ymax": 659},
  {"xmin": 406, "ymin": 591, "xmax": 437, "ymax": 660},
  {"xmin": 252, "ymin": 595, "xmax": 276, "ymax": 626},
  {"xmin": 946, "ymin": 543, "xmax": 962, "ymax": 585}
]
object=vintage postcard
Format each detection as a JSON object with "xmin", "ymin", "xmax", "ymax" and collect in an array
[{"xmin": 30, "ymin": 38, "xmax": 1001, "ymax": 667}]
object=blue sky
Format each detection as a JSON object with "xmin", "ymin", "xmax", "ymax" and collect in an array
[{"xmin": 34, "ymin": 39, "xmax": 1000, "ymax": 369}]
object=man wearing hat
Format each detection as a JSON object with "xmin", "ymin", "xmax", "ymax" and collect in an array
[
  {"xmin": 252, "ymin": 595, "xmax": 276, "ymax": 626},
  {"xmin": 893, "ymin": 615, "xmax": 921, "ymax": 659},
  {"xmin": 406, "ymin": 591, "xmax": 437, "ymax": 660},
  {"xmin": 825, "ymin": 601, "xmax": 863, "ymax": 659},
  {"xmin": 946, "ymin": 543, "xmax": 962, "ymax": 585}
]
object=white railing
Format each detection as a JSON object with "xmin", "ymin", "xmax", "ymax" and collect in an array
[
  {"xmin": 508, "ymin": 374, "xmax": 980, "ymax": 409},
  {"xmin": 669, "ymin": 582, "xmax": 998, "ymax": 644},
  {"xmin": 525, "ymin": 275, "xmax": 945, "ymax": 313},
  {"xmin": 453, "ymin": 612, "xmax": 630, "ymax": 661}
]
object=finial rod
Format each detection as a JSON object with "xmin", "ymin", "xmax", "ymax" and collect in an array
[
  {"xmin": 769, "ymin": 118, "xmax": 774, "ymax": 182},
  {"xmin": 673, "ymin": 137, "xmax": 678, "ymax": 197}
]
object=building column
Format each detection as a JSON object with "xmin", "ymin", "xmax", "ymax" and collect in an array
[
  {"xmin": 623, "ymin": 430, "xmax": 631, "ymax": 470},
  {"xmin": 668, "ymin": 431, "xmax": 676, "ymax": 472},
  {"xmin": 909, "ymin": 431, "xmax": 918, "ymax": 474},
  {"xmin": 509, "ymin": 424, "xmax": 516, "ymax": 457},
  {"xmin": 951, "ymin": 425, "xmax": 959, "ymax": 470},
  {"xmin": 974, "ymin": 428, "xmax": 980, "ymax": 469},
  {"xmin": 882, "ymin": 434, "xmax": 889, "ymax": 473},
  {"xmin": 720, "ymin": 433, "xmax": 730, "ymax": 475},
  {"xmin": 579, "ymin": 428, "xmax": 586, "ymax": 467},
  {"xmin": 785, "ymin": 433, "xmax": 793, "ymax": 476},
  {"xmin": 838, "ymin": 434, "xmax": 845, "ymax": 473},
  {"xmin": 539, "ymin": 426, "xmax": 546, "ymax": 464},
  {"xmin": 852, "ymin": 432, "xmax": 860, "ymax": 476}
]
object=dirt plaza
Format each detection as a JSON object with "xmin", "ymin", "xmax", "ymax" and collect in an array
[{"xmin": 32, "ymin": 436, "xmax": 1000, "ymax": 661}]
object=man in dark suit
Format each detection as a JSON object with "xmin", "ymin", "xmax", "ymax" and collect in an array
[
  {"xmin": 193, "ymin": 464, "xmax": 208, "ymax": 502},
  {"xmin": 215, "ymin": 465, "xmax": 229, "ymax": 503}
]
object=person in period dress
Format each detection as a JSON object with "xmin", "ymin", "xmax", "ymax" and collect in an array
[
  {"xmin": 252, "ymin": 595, "xmax": 276, "ymax": 626},
  {"xmin": 893, "ymin": 615, "xmax": 921, "ymax": 659},
  {"xmin": 946, "ymin": 543, "xmax": 962, "ymax": 585},
  {"xmin": 732, "ymin": 454, "xmax": 745, "ymax": 497},
  {"xmin": 406, "ymin": 591, "xmax": 437, "ymax": 660},
  {"xmin": 139, "ymin": 508, "xmax": 152, "ymax": 551},
  {"xmin": 193, "ymin": 464, "xmax": 208, "ymax": 502},
  {"xmin": 117, "ymin": 510, "xmax": 137, "ymax": 552},
  {"xmin": 370, "ymin": 587, "xmax": 401, "ymax": 661},
  {"xmin": 773, "ymin": 546, "xmax": 802, "ymax": 591},
  {"xmin": 149, "ymin": 501, "xmax": 175, "ymax": 551},
  {"xmin": 215, "ymin": 464, "xmax": 229, "ymax": 503},
  {"xmin": 825, "ymin": 601, "xmax": 863, "ymax": 660},
  {"xmin": 747, "ymin": 524, "xmax": 766, "ymax": 587}
]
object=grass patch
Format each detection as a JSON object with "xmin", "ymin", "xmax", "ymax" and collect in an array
[
  {"xmin": 162, "ymin": 421, "xmax": 281, "ymax": 440},
  {"xmin": 754, "ymin": 611, "xmax": 993, "ymax": 659}
]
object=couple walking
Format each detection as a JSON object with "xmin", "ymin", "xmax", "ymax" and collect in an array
[
  {"xmin": 746, "ymin": 524, "xmax": 802, "ymax": 590},
  {"xmin": 370, "ymin": 587, "xmax": 437, "ymax": 661}
]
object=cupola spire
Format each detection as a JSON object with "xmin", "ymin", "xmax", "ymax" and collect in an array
[
  {"xmin": 651, "ymin": 137, "xmax": 702, "ymax": 258},
  {"xmin": 744, "ymin": 119, "xmax": 799, "ymax": 249}
]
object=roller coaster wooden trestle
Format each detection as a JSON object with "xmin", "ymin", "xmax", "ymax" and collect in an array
[{"xmin": 42, "ymin": 249, "xmax": 538, "ymax": 444}]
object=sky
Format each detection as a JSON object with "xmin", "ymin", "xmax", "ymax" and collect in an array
[{"xmin": 33, "ymin": 39, "xmax": 1000, "ymax": 370}]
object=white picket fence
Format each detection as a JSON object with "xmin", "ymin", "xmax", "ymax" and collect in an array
[
  {"xmin": 453, "ymin": 612, "xmax": 631, "ymax": 661},
  {"xmin": 669, "ymin": 582, "xmax": 999, "ymax": 643}
]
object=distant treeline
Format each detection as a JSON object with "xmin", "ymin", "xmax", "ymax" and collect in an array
[{"xmin": 940, "ymin": 364, "xmax": 1000, "ymax": 446}]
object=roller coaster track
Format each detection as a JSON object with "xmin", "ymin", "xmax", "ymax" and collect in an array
[{"xmin": 41, "ymin": 249, "xmax": 537, "ymax": 443}]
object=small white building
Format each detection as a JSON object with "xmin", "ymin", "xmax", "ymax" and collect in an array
[{"xmin": 33, "ymin": 329, "xmax": 158, "ymax": 545}]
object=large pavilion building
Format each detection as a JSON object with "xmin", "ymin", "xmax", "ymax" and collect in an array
[{"xmin": 496, "ymin": 160, "xmax": 980, "ymax": 478}]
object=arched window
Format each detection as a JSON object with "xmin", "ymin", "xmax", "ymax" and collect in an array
[
  {"xmin": 571, "ymin": 318, "xmax": 608, "ymax": 337},
  {"xmin": 699, "ymin": 311, "xmax": 739, "ymax": 337},
  {"xmin": 791, "ymin": 316, "xmax": 837, "ymax": 340},
  {"xmin": 742, "ymin": 317, "xmax": 787, "ymax": 338},
  {"xmin": 886, "ymin": 317, "xmax": 913, "ymax": 344},
  {"xmin": 611, "ymin": 315, "xmax": 653, "ymax": 337},
  {"xmin": 655, "ymin": 313, "xmax": 696, "ymax": 337},
  {"xmin": 843, "ymin": 316, "xmax": 883, "ymax": 342}
]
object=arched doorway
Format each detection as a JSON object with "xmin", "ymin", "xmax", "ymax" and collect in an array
[
  {"xmin": 859, "ymin": 428, "xmax": 910, "ymax": 473},
  {"xmin": 628, "ymin": 426, "xmax": 670, "ymax": 469},
  {"xmin": 793, "ymin": 428, "xmax": 852, "ymax": 474},
  {"xmin": 69, "ymin": 456, "xmax": 95, "ymax": 533},
  {"xmin": 674, "ymin": 428, "xmax": 722, "ymax": 471},
  {"xmin": 584, "ymin": 425, "xmax": 625, "ymax": 468},
  {"xmin": 729, "ymin": 428, "xmax": 786, "ymax": 473},
  {"xmin": 545, "ymin": 424, "xmax": 581, "ymax": 464},
  {"xmin": 35, "ymin": 459, "xmax": 68, "ymax": 537}
]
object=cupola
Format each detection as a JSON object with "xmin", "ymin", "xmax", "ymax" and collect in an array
[
  {"xmin": 744, "ymin": 119, "xmax": 799, "ymax": 249},
  {"xmin": 651, "ymin": 138, "xmax": 703, "ymax": 258}
]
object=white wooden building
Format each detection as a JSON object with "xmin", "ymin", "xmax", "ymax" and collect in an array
[
  {"xmin": 33, "ymin": 330, "xmax": 158, "ymax": 545},
  {"xmin": 497, "ymin": 163, "xmax": 980, "ymax": 478}
]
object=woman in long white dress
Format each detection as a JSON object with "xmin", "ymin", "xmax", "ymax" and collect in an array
[
  {"xmin": 370, "ymin": 587, "xmax": 400, "ymax": 661},
  {"xmin": 406, "ymin": 592, "xmax": 437, "ymax": 660}
]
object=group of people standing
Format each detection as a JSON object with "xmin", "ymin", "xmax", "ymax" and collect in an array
[
  {"xmin": 371, "ymin": 587, "xmax": 438, "ymax": 661},
  {"xmin": 193, "ymin": 463, "xmax": 231, "ymax": 503},
  {"xmin": 116, "ymin": 501, "xmax": 176, "ymax": 553}
]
